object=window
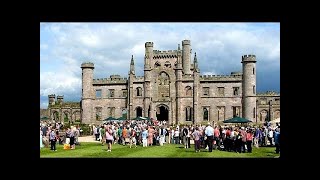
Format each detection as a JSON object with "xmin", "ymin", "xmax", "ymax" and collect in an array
[
  {"xmin": 122, "ymin": 89, "xmax": 127, "ymax": 97},
  {"xmin": 253, "ymin": 85, "xmax": 255, "ymax": 94},
  {"xmin": 108, "ymin": 107, "xmax": 115, "ymax": 117},
  {"xmin": 233, "ymin": 106, "xmax": 240, "ymax": 117},
  {"xmin": 164, "ymin": 61, "xmax": 171, "ymax": 68},
  {"xmin": 203, "ymin": 87, "xmax": 209, "ymax": 96},
  {"xmin": 203, "ymin": 107, "xmax": 209, "ymax": 121},
  {"xmin": 137, "ymin": 87, "xmax": 142, "ymax": 96},
  {"xmin": 218, "ymin": 87, "xmax": 224, "ymax": 96},
  {"xmin": 154, "ymin": 61, "xmax": 161, "ymax": 68},
  {"xmin": 253, "ymin": 107, "xmax": 256, "ymax": 118},
  {"xmin": 185, "ymin": 106, "xmax": 193, "ymax": 121},
  {"xmin": 95, "ymin": 107, "xmax": 102, "ymax": 120},
  {"xmin": 233, "ymin": 87, "xmax": 239, "ymax": 96},
  {"xmin": 109, "ymin": 89, "xmax": 114, "ymax": 97},
  {"xmin": 96, "ymin": 89, "xmax": 101, "ymax": 98},
  {"xmin": 185, "ymin": 86, "xmax": 192, "ymax": 96},
  {"xmin": 253, "ymin": 67, "xmax": 255, "ymax": 75}
]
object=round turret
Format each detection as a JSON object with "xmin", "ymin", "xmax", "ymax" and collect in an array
[{"xmin": 242, "ymin": 54, "xmax": 257, "ymax": 122}]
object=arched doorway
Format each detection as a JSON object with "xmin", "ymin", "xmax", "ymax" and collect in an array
[
  {"xmin": 156, "ymin": 105, "xmax": 169, "ymax": 121},
  {"xmin": 136, "ymin": 107, "xmax": 142, "ymax": 118}
]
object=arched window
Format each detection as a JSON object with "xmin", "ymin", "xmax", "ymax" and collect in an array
[
  {"xmin": 154, "ymin": 61, "xmax": 161, "ymax": 68},
  {"xmin": 137, "ymin": 87, "xmax": 142, "ymax": 96},
  {"xmin": 185, "ymin": 86, "xmax": 192, "ymax": 96},
  {"xmin": 164, "ymin": 61, "xmax": 171, "ymax": 68}
]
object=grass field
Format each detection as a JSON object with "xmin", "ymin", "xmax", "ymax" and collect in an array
[{"xmin": 40, "ymin": 142, "xmax": 279, "ymax": 158}]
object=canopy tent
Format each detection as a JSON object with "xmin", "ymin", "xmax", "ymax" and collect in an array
[
  {"xmin": 223, "ymin": 116, "xmax": 252, "ymax": 123},
  {"xmin": 132, "ymin": 116, "xmax": 151, "ymax": 121},
  {"xmin": 105, "ymin": 117, "xmax": 117, "ymax": 121},
  {"xmin": 117, "ymin": 117, "xmax": 126, "ymax": 121},
  {"xmin": 40, "ymin": 116, "xmax": 49, "ymax": 121}
]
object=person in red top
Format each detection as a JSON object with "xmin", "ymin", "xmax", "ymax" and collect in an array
[
  {"xmin": 213, "ymin": 126, "xmax": 220, "ymax": 149},
  {"xmin": 246, "ymin": 129, "xmax": 253, "ymax": 153},
  {"xmin": 225, "ymin": 127, "xmax": 231, "ymax": 152}
]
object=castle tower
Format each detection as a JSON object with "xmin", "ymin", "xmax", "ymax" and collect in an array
[
  {"xmin": 57, "ymin": 95, "xmax": 64, "ymax": 104},
  {"xmin": 241, "ymin": 55, "xmax": 257, "ymax": 122},
  {"xmin": 182, "ymin": 40, "xmax": 191, "ymax": 75},
  {"xmin": 48, "ymin": 94, "xmax": 55, "ymax": 106},
  {"xmin": 175, "ymin": 44, "xmax": 183, "ymax": 125},
  {"xmin": 144, "ymin": 42, "xmax": 152, "ymax": 118},
  {"xmin": 81, "ymin": 62, "xmax": 94, "ymax": 124},
  {"xmin": 193, "ymin": 52, "xmax": 200, "ymax": 124}
]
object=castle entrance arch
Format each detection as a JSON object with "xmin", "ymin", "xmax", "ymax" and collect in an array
[{"xmin": 156, "ymin": 104, "xmax": 169, "ymax": 121}]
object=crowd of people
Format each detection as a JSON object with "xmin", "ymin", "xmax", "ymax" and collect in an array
[
  {"xmin": 40, "ymin": 122, "xmax": 81, "ymax": 151},
  {"xmin": 40, "ymin": 120, "xmax": 280, "ymax": 154}
]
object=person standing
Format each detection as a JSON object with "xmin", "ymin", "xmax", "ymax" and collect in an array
[
  {"xmin": 105, "ymin": 125, "xmax": 114, "ymax": 152},
  {"xmin": 159, "ymin": 126, "xmax": 166, "ymax": 146},
  {"xmin": 192, "ymin": 127, "xmax": 201, "ymax": 152},
  {"xmin": 141, "ymin": 127, "xmax": 148, "ymax": 147},
  {"xmin": 49, "ymin": 128, "xmax": 57, "ymax": 151},
  {"xmin": 40, "ymin": 127, "xmax": 43, "ymax": 148},
  {"xmin": 274, "ymin": 127, "xmax": 280, "ymax": 154},
  {"xmin": 205, "ymin": 122, "xmax": 214, "ymax": 152},
  {"xmin": 246, "ymin": 129, "xmax": 253, "ymax": 153}
]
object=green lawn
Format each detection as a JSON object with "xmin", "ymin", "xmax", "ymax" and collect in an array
[{"xmin": 40, "ymin": 142, "xmax": 279, "ymax": 158}]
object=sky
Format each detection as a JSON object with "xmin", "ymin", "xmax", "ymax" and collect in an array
[{"xmin": 40, "ymin": 23, "xmax": 280, "ymax": 109}]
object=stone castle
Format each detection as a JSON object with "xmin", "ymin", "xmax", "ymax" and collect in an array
[{"xmin": 75, "ymin": 40, "xmax": 280, "ymax": 125}]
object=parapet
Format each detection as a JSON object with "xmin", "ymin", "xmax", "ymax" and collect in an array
[
  {"xmin": 48, "ymin": 94, "xmax": 55, "ymax": 98},
  {"xmin": 230, "ymin": 71, "xmax": 243, "ymax": 75},
  {"xmin": 199, "ymin": 74, "xmax": 242, "ymax": 82},
  {"xmin": 93, "ymin": 75, "xmax": 128, "ymax": 85},
  {"xmin": 57, "ymin": 95, "xmax": 64, "ymax": 99},
  {"xmin": 145, "ymin": 42, "xmax": 154, "ymax": 47},
  {"xmin": 241, "ymin": 54, "xmax": 256, "ymax": 63},
  {"xmin": 81, "ymin": 62, "xmax": 95, "ymax": 68},
  {"xmin": 182, "ymin": 40, "xmax": 191, "ymax": 45},
  {"xmin": 153, "ymin": 50, "xmax": 179, "ymax": 59},
  {"xmin": 256, "ymin": 91, "xmax": 280, "ymax": 96}
]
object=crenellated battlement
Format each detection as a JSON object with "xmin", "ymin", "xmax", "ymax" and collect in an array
[
  {"xmin": 199, "ymin": 73, "xmax": 242, "ymax": 81},
  {"xmin": 152, "ymin": 50, "xmax": 179, "ymax": 59},
  {"xmin": 135, "ymin": 76, "xmax": 144, "ymax": 82},
  {"xmin": 241, "ymin": 54, "xmax": 256, "ymax": 62},
  {"xmin": 93, "ymin": 75, "xmax": 128, "ymax": 84},
  {"xmin": 48, "ymin": 94, "xmax": 55, "ymax": 98},
  {"xmin": 257, "ymin": 91, "xmax": 280, "ymax": 96},
  {"xmin": 81, "ymin": 62, "xmax": 94, "ymax": 68},
  {"xmin": 57, "ymin": 95, "xmax": 64, "ymax": 99},
  {"xmin": 145, "ymin": 42, "xmax": 154, "ymax": 47}
]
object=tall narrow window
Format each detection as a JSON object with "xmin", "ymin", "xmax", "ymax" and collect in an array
[
  {"xmin": 96, "ymin": 89, "xmax": 101, "ymax": 98},
  {"xmin": 253, "ymin": 107, "xmax": 256, "ymax": 118},
  {"xmin": 253, "ymin": 85, "xmax": 255, "ymax": 94},
  {"xmin": 95, "ymin": 107, "xmax": 102, "ymax": 120},
  {"xmin": 253, "ymin": 67, "xmax": 255, "ymax": 75},
  {"xmin": 203, "ymin": 107, "xmax": 209, "ymax": 121},
  {"xmin": 233, "ymin": 106, "xmax": 237, "ymax": 117},
  {"xmin": 137, "ymin": 87, "xmax": 142, "ymax": 96},
  {"xmin": 233, "ymin": 87, "xmax": 239, "ymax": 96}
]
